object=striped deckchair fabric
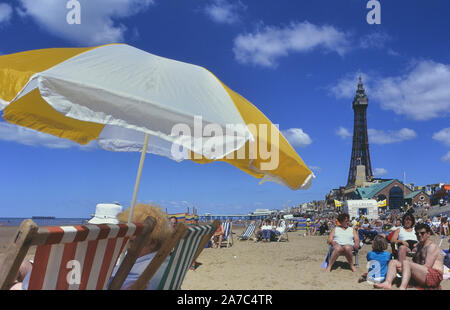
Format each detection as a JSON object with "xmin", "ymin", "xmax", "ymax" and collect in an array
[
  {"xmin": 238, "ymin": 223, "xmax": 256, "ymax": 240},
  {"xmin": 0, "ymin": 218, "xmax": 155, "ymax": 290},
  {"xmin": 221, "ymin": 221, "xmax": 233, "ymax": 248},
  {"xmin": 157, "ymin": 221, "xmax": 219, "ymax": 290}
]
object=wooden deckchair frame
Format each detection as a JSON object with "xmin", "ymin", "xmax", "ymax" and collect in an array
[{"xmin": 0, "ymin": 217, "xmax": 156, "ymax": 290}]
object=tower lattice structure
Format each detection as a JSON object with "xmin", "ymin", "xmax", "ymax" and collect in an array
[{"xmin": 347, "ymin": 77, "xmax": 373, "ymax": 186}]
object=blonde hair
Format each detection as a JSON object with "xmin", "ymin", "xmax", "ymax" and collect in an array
[{"xmin": 117, "ymin": 203, "xmax": 172, "ymax": 250}]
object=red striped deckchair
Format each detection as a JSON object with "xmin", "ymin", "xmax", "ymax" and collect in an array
[{"xmin": 0, "ymin": 217, "xmax": 155, "ymax": 290}]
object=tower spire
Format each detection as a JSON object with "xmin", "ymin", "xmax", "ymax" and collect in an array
[{"xmin": 347, "ymin": 77, "xmax": 373, "ymax": 186}]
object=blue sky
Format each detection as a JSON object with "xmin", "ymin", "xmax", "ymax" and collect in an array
[{"xmin": 0, "ymin": 0, "xmax": 449, "ymax": 217}]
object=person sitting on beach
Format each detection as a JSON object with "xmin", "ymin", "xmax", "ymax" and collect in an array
[
  {"xmin": 390, "ymin": 213, "xmax": 418, "ymax": 263},
  {"xmin": 319, "ymin": 220, "xmax": 329, "ymax": 236},
  {"xmin": 253, "ymin": 221, "xmax": 263, "ymax": 242},
  {"xmin": 326, "ymin": 213, "xmax": 360, "ymax": 272},
  {"xmin": 273, "ymin": 219, "xmax": 286, "ymax": 238},
  {"xmin": 169, "ymin": 216, "xmax": 178, "ymax": 230},
  {"xmin": 10, "ymin": 203, "xmax": 173, "ymax": 290},
  {"xmin": 213, "ymin": 223, "xmax": 225, "ymax": 248},
  {"xmin": 440, "ymin": 217, "xmax": 448, "ymax": 237},
  {"xmin": 358, "ymin": 218, "xmax": 378, "ymax": 244},
  {"xmin": 261, "ymin": 219, "xmax": 273, "ymax": 242},
  {"xmin": 358, "ymin": 235, "xmax": 391, "ymax": 283},
  {"xmin": 312, "ymin": 218, "xmax": 321, "ymax": 236},
  {"xmin": 374, "ymin": 223, "xmax": 444, "ymax": 290},
  {"xmin": 305, "ymin": 218, "xmax": 312, "ymax": 236}
]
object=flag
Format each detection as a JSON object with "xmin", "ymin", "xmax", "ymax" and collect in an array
[
  {"xmin": 378, "ymin": 199, "xmax": 387, "ymax": 207},
  {"xmin": 334, "ymin": 200, "xmax": 342, "ymax": 208}
]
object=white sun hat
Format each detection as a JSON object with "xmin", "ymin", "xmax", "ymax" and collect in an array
[{"xmin": 88, "ymin": 203, "xmax": 123, "ymax": 224}]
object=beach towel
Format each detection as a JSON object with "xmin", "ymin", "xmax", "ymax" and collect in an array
[{"xmin": 444, "ymin": 266, "xmax": 450, "ymax": 281}]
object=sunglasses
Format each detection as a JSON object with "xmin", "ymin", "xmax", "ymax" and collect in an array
[{"xmin": 415, "ymin": 231, "xmax": 427, "ymax": 236}]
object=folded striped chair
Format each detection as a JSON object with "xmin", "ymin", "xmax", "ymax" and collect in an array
[
  {"xmin": 0, "ymin": 217, "xmax": 155, "ymax": 290},
  {"xmin": 127, "ymin": 220, "xmax": 220, "ymax": 290},
  {"xmin": 221, "ymin": 221, "xmax": 233, "ymax": 248},
  {"xmin": 237, "ymin": 222, "xmax": 256, "ymax": 241}
]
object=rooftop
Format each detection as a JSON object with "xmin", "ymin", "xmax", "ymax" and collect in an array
[{"xmin": 356, "ymin": 179, "xmax": 396, "ymax": 199}]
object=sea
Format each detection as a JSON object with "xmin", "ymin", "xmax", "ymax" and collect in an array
[{"xmin": 0, "ymin": 217, "xmax": 90, "ymax": 227}]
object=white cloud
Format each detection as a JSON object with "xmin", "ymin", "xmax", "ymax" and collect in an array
[
  {"xmin": 373, "ymin": 168, "xmax": 388, "ymax": 176},
  {"xmin": 331, "ymin": 60, "xmax": 450, "ymax": 120},
  {"xmin": 442, "ymin": 151, "xmax": 450, "ymax": 163},
  {"xmin": 330, "ymin": 72, "xmax": 372, "ymax": 99},
  {"xmin": 336, "ymin": 126, "xmax": 352, "ymax": 139},
  {"xmin": 368, "ymin": 128, "xmax": 417, "ymax": 144},
  {"xmin": 17, "ymin": 0, "xmax": 155, "ymax": 45},
  {"xmin": 373, "ymin": 60, "xmax": 450, "ymax": 121},
  {"xmin": 432, "ymin": 127, "xmax": 450, "ymax": 147},
  {"xmin": 281, "ymin": 128, "xmax": 312, "ymax": 147},
  {"xmin": 0, "ymin": 3, "xmax": 12, "ymax": 24},
  {"xmin": 387, "ymin": 49, "xmax": 400, "ymax": 57},
  {"xmin": 233, "ymin": 21, "xmax": 350, "ymax": 68},
  {"xmin": 359, "ymin": 31, "xmax": 391, "ymax": 49},
  {"xmin": 0, "ymin": 121, "xmax": 97, "ymax": 150},
  {"xmin": 203, "ymin": 0, "xmax": 246, "ymax": 25}
]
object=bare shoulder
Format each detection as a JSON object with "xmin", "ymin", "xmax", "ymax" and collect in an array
[{"xmin": 426, "ymin": 242, "xmax": 440, "ymax": 255}]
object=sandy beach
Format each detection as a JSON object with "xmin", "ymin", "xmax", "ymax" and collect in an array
[
  {"xmin": 181, "ymin": 226, "xmax": 450, "ymax": 290},
  {"xmin": 1, "ymin": 225, "xmax": 447, "ymax": 290}
]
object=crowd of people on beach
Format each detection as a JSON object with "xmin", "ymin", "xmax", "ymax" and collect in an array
[
  {"xmin": 226, "ymin": 207, "xmax": 449, "ymax": 290},
  {"xmin": 322, "ymin": 210, "xmax": 449, "ymax": 290}
]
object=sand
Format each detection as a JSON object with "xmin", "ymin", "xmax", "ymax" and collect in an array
[{"xmin": 0, "ymin": 225, "xmax": 448, "ymax": 290}]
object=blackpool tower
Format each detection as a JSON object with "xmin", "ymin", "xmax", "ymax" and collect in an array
[{"xmin": 347, "ymin": 77, "xmax": 373, "ymax": 186}]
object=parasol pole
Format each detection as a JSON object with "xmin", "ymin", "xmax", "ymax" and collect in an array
[{"xmin": 128, "ymin": 133, "xmax": 150, "ymax": 223}]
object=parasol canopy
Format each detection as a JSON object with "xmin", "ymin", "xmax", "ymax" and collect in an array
[{"xmin": 0, "ymin": 44, "xmax": 314, "ymax": 216}]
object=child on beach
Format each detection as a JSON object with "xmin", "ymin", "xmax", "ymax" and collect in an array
[{"xmin": 358, "ymin": 235, "xmax": 391, "ymax": 283}]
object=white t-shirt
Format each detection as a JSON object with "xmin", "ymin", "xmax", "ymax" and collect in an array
[
  {"xmin": 333, "ymin": 227, "xmax": 354, "ymax": 246},
  {"xmin": 398, "ymin": 227, "xmax": 417, "ymax": 242}
]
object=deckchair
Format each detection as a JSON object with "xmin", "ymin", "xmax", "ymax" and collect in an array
[
  {"xmin": 275, "ymin": 220, "xmax": 289, "ymax": 242},
  {"xmin": 127, "ymin": 220, "xmax": 220, "ymax": 290},
  {"xmin": 0, "ymin": 217, "xmax": 155, "ymax": 290},
  {"xmin": 321, "ymin": 244, "xmax": 361, "ymax": 269},
  {"xmin": 238, "ymin": 222, "xmax": 256, "ymax": 241},
  {"xmin": 221, "ymin": 221, "xmax": 233, "ymax": 248},
  {"xmin": 286, "ymin": 220, "xmax": 296, "ymax": 232}
]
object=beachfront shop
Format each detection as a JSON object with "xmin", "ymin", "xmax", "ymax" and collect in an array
[{"xmin": 343, "ymin": 199, "xmax": 379, "ymax": 220}]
